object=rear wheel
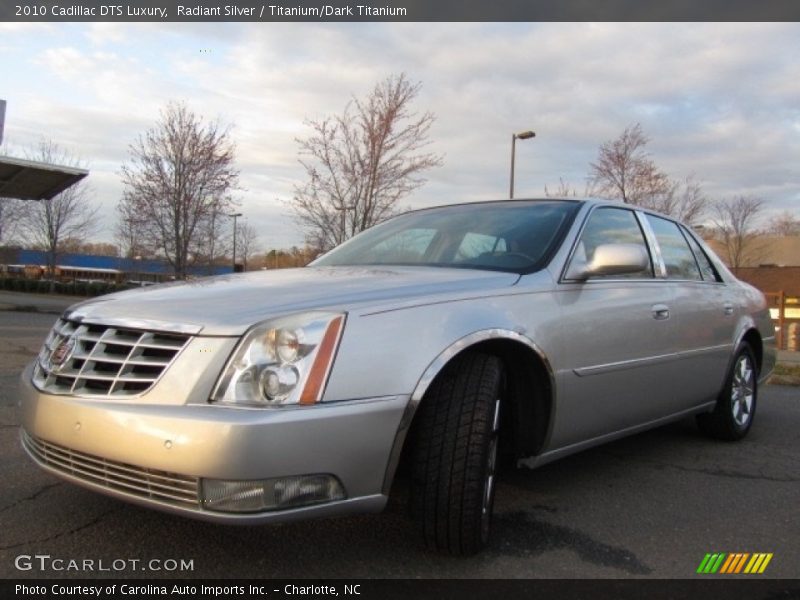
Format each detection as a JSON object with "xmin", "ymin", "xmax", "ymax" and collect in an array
[
  {"xmin": 697, "ymin": 343, "xmax": 758, "ymax": 441},
  {"xmin": 410, "ymin": 351, "xmax": 503, "ymax": 555}
]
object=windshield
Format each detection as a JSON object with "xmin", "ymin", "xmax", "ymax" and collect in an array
[{"xmin": 312, "ymin": 200, "xmax": 581, "ymax": 273}]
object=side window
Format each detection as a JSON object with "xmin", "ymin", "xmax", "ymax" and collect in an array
[
  {"xmin": 645, "ymin": 215, "xmax": 702, "ymax": 281},
  {"xmin": 568, "ymin": 207, "xmax": 652, "ymax": 279},
  {"xmin": 682, "ymin": 228, "xmax": 721, "ymax": 282}
]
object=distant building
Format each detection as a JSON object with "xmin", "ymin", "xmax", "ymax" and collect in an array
[
  {"xmin": 0, "ymin": 248, "xmax": 231, "ymax": 282},
  {"xmin": 704, "ymin": 236, "xmax": 800, "ymax": 268},
  {"xmin": 733, "ymin": 266, "xmax": 800, "ymax": 297}
]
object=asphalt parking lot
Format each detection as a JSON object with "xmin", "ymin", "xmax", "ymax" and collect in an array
[{"xmin": 0, "ymin": 310, "xmax": 798, "ymax": 579}]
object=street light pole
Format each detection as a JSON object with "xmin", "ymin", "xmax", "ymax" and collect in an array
[
  {"xmin": 332, "ymin": 203, "xmax": 357, "ymax": 246},
  {"xmin": 509, "ymin": 130, "xmax": 535, "ymax": 199},
  {"xmin": 228, "ymin": 212, "xmax": 243, "ymax": 272}
]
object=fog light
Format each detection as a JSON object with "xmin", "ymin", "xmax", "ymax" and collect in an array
[{"xmin": 201, "ymin": 474, "xmax": 346, "ymax": 513}]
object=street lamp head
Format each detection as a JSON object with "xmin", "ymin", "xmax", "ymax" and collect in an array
[
  {"xmin": 509, "ymin": 130, "xmax": 536, "ymax": 199},
  {"xmin": 228, "ymin": 212, "xmax": 243, "ymax": 218}
]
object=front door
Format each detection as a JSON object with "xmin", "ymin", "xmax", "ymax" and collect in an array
[{"xmin": 551, "ymin": 206, "xmax": 677, "ymax": 450}]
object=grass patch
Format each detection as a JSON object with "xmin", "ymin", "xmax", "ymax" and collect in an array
[{"xmin": 768, "ymin": 362, "xmax": 800, "ymax": 386}]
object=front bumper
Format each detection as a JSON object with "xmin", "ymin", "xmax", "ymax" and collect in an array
[{"xmin": 18, "ymin": 364, "xmax": 409, "ymax": 524}]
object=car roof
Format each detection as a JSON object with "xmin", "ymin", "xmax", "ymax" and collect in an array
[{"xmin": 398, "ymin": 197, "xmax": 690, "ymax": 228}]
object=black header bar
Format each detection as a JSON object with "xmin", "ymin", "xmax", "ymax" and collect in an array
[{"xmin": 1, "ymin": 0, "xmax": 799, "ymax": 22}]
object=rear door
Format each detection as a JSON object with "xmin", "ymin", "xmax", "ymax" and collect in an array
[{"xmin": 642, "ymin": 214, "xmax": 734, "ymax": 406}]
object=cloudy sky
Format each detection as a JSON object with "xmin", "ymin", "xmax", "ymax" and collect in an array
[{"xmin": 1, "ymin": 22, "xmax": 798, "ymax": 249}]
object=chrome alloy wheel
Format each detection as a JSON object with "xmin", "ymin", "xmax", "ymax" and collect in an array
[
  {"xmin": 731, "ymin": 354, "xmax": 755, "ymax": 427},
  {"xmin": 480, "ymin": 397, "xmax": 501, "ymax": 541}
]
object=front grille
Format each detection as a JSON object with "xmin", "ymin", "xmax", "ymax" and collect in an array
[
  {"xmin": 21, "ymin": 430, "xmax": 200, "ymax": 508},
  {"xmin": 33, "ymin": 318, "xmax": 190, "ymax": 398}
]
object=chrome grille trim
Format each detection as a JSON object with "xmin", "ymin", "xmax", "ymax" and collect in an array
[
  {"xmin": 21, "ymin": 431, "xmax": 200, "ymax": 508},
  {"xmin": 32, "ymin": 318, "xmax": 191, "ymax": 398}
]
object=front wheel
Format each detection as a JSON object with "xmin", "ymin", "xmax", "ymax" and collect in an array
[
  {"xmin": 697, "ymin": 343, "xmax": 758, "ymax": 441},
  {"xmin": 410, "ymin": 351, "xmax": 503, "ymax": 555}
]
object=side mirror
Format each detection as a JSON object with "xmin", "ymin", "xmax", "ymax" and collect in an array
[{"xmin": 567, "ymin": 243, "xmax": 650, "ymax": 280}]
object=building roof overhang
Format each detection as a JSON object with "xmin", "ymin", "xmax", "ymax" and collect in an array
[{"xmin": 0, "ymin": 155, "xmax": 88, "ymax": 200}]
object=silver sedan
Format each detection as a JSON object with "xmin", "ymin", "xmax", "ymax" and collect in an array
[{"xmin": 19, "ymin": 199, "xmax": 775, "ymax": 555}]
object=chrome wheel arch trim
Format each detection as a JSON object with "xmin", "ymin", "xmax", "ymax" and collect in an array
[
  {"xmin": 409, "ymin": 328, "xmax": 555, "ymax": 403},
  {"xmin": 381, "ymin": 328, "xmax": 556, "ymax": 494}
]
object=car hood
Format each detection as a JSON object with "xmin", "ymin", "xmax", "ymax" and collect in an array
[{"xmin": 66, "ymin": 266, "xmax": 521, "ymax": 336}]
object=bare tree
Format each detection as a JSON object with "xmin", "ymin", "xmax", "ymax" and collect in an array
[
  {"xmin": 711, "ymin": 196, "xmax": 765, "ymax": 269},
  {"xmin": 115, "ymin": 199, "xmax": 150, "ymax": 259},
  {"xmin": 235, "ymin": 221, "xmax": 259, "ymax": 271},
  {"xmin": 59, "ymin": 239, "xmax": 118, "ymax": 256},
  {"xmin": 635, "ymin": 175, "xmax": 707, "ymax": 226},
  {"xmin": 543, "ymin": 177, "xmax": 591, "ymax": 198},
  {"xmin": 589, "ymin": 123, "xmax": 670, "ymax": 205},
  {"xmin": 264, "ymin": 246, "xmax": 316, "ymax": 269},
  {"xmin": 0, "ymin": 197, "xmax": 24, "ymax": 245},
  {"xmin": 16, "ymin": 141, "xmax": 98, "ymax": 289},
  {"xmin": 291, "ymin": 73, "xmax": 443, "ymax": 252},
  {"xmin": 81, "ymin": 242, "xmax": 119, "ymax": 256},
  {"xmin": 195, "ymin": 208, "xmax": 233, "ymax": 274},
  {"xmin": 119, "ymin": 101, "xmax": 239, "ymax": 278},
  {"xmin": 765, "ymin": 210, "xmax": 800, "ymax": 237}
]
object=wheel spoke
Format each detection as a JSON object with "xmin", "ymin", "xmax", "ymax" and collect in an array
[
  {"xmin": 733, "ymin": 400, "xmax": 742, "ymax": 424},
  {"xmin": 482, "ymin": 398, "xmax": 501, "ymax": 519},
  {"xmin": 730, "ymin": 355, "xmax": 756, "ymax": 427}
]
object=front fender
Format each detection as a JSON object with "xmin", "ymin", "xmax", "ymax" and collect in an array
[{"xmin": 322, "ymin": 290, "xmax": 561, "ymax": 402}]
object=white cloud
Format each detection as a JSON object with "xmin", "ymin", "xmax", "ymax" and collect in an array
[{"xmin": 1, "ymin": 22, "xmax": 798, "ymax": 249}]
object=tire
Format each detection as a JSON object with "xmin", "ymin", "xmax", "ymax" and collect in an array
[
  {"xmin": 410, "ymin": 351, "xmax": 503, "ymax": 555},
  {"xmin": 696, "ymin": 343, "xmax": 758, "ymax": 441}
]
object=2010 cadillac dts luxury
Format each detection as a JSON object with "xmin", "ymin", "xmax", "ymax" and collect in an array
[{"xmin": 19, "ymin": 199, "xmax": 775, "ymax": 555}]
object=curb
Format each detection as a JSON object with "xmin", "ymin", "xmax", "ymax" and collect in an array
[{"xmin": 0, "ymin": 304, "xmax": 64, "ymax": 315}]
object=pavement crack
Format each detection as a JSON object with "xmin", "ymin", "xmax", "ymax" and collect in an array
[
  {"xmin": 0, "ymin": 482, "xmax": 62, "ymax": 514},
  {"xmin": 2, "ymin": 344, "xmax": 37, "ymax": 356},
  {"xmin": 0, "ymin": 507, "xmax": 121, "ymax": 551},
  {"xmin": 491, "ymin": 511, "xmax": 652, "ymax": 574},
  {"xmin": 602, "ymin": 451, "xmax": 799, "ymax": 483},
  {"xmin": 660, "ymin": 462, "xmax": 799, "ymax": 483}
]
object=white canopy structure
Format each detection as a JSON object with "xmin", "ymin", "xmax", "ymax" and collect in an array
[{"xmin": 0, "ymin": 154, "xmax": 88, "ymax": 200}]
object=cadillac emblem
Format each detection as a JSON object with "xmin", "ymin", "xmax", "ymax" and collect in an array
[{"xmin": 47, "ymin": 336, "xmax": 76, "ymax": 372}]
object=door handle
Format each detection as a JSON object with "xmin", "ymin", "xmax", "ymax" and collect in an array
[
  {"xmin": 723, "ymin": 302, "xmax": 734, "ymax": 316},
  {"xmin": 651, "ymin": 304, "xmax": 670, "ymax": 320}
]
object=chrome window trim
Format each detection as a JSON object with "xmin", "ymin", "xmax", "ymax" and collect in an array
[
  {"xmin": 679, "ymin": 224, "xmax": 724, "ymax": 283},
  {"xmin": 641, "ymin": 212, "xmax": 711, "ymax": 282},
  {"xmin": 635, "ymin": 210, "xmax": 668, "ymax": 278}
]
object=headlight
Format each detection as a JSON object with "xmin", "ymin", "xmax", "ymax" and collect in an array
[{"xmin": 211, "ymin": 312, "xmax": 345, "ymax": 407}]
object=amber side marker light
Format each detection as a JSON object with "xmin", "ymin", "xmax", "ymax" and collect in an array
[{"xmin": 299, "ymin": 315, "xmax": 344, "ymax": 405}]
